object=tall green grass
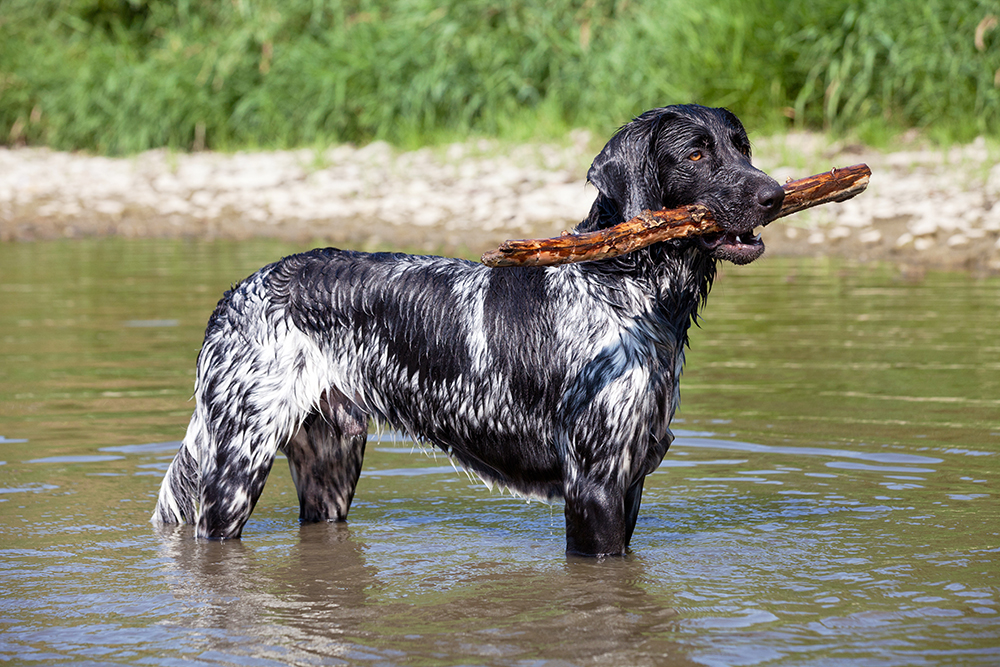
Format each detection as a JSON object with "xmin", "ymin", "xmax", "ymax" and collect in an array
[{"xmin": 2, "ymin": 0, "xmax": 998, "ymax": 154}]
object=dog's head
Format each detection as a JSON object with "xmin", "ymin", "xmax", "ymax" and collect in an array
[{"xmin": 580, "ymin": 104, "xmax": 784, "ymax": 265}]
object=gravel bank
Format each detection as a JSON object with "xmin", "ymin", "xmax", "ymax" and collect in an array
[{"xmin": 3, "ymin": 132, "xmax": 999, "ymax": 273}]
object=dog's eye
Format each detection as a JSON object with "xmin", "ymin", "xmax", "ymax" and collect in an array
[{"xmin": 688, "ymin": 150, "xmax": 703, "ymax": 161}]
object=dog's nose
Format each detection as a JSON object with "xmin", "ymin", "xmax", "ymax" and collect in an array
[{"xmin": 756, "ymin": 182, "xmax": 785, "ymax": 214}]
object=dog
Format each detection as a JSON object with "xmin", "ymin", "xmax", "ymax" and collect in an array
[{"xmin": 153, "ymin": 104, "xmax": 785, "ymax": 556}]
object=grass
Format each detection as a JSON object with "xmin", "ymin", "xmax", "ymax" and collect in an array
[{"xmin": 2, "ymin": 0, "xmax": 999, "ymax": 154}]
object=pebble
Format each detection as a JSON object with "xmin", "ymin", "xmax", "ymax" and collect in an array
[
  {"xmin": 2, "ymin": 129, "xmax": 999, "ymax": 272},
  {"xmin": 858, "ymin": 229, "xmax": 882, "ymax": 244},
  {"xmin": 908, "ymin": 218, "xmax": 939, "ymax": 237}
]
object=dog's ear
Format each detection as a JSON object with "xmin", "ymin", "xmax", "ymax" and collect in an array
[
  {"xmin": 586, "ymin": 130, "xmax": 631, "ymax": 215},
  {"xmin": 586, "ymin": 110, "xmax": 673, "ymax": 226}
]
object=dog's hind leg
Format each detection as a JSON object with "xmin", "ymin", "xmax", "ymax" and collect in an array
[
  {"xmin": 189, "ymin": 325, "xmax": 331, "ymax": 539},
  {"xmin": 153, "ymin": 395, "xmax": 281, "ymax": 540},
  {"xmin": 196, "ymin": 435, "xmax": 280, "ymax": 540},
  {"xmin": 281, "ymin": 389, "xmax": 369, "ymax": 523},
  {"xmin": 152, "ymin": 412, "xmax": 207, "ymax": 527}
]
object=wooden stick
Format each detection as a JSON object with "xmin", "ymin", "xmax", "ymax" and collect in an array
[{"xmin": 481, "ymin": 163, "xmax": 871, "ymax": 267}]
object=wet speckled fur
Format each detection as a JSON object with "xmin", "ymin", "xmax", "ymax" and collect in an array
[{"xmin": 153, "ymin": 105, "xmax": 784, "ymax": 556}]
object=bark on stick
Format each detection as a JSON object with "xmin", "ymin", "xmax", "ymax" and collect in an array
[{"xmin": 481, "ymin": 163, "xmax": 871, "ymax": 267}]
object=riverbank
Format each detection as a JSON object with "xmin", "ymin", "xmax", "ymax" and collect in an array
[{"xmin": 2, "ymin": 132, "xmax": 999, "ymax": 274}]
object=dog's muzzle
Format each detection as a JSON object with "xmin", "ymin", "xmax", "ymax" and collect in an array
[{"xmin": 699, "ymin": 179, "xmax": 785, "ymax": 265}]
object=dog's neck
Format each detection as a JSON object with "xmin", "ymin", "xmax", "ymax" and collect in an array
[
  {"xmin": 605, "ymin": 245, "xmax": 716, "ymax": 346},
  {"xmin": 649, "ymin": 244, "xmax": 717, "ymax": 339},
  {"xmin": 576, "ymin": 195, "xmax": 718, "ymax": 348}
]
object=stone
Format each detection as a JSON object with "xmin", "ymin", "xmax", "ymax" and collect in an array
[
  {"xmin": 1, "ymin": 132, "xmax": 998, "ymax": 274},
  {"xmin": 858, "ymin": 229, "xmax": 882, "ymax": 244},
  {"xmin": 908, "ymin": 218, "xmax": 939, "ymax": 237}
]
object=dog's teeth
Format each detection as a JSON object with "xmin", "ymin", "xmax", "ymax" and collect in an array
[{"xmin": 734, "ymin": 232, "xmax": 761, "ymax": 245}]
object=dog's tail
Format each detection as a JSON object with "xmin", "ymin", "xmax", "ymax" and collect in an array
[{"xmin": 151, "ymin": 411, "xmax": 207, "ymax": 527}]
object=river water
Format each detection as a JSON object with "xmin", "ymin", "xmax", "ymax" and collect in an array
[{"xmin": 1, "ymin": 239, "xmax": 998, "ymax": 666}]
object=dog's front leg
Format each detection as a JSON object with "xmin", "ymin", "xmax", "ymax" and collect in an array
[
  {"xmin": 623, "ymin": 474, "xmax": 646, "ymax": 546},
  {"xmin": 563, "ymin": 476, "xmax": 628, "ymax": 557}
]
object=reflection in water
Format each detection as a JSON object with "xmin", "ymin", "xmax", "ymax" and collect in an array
[
  {"xmin": 156, "ymin": 522, "xmax": 375, "ymax": 662},
  {"xmin": 154, "ymin": 521, "xmax": 696, "ymax": 666},
  {"xmin": 1, "ymin": 241, "xmax": 998, "ymax": 665},
  {"xmin": 673, "ymin": 433, "xmax": 944, "ymax": 466}
]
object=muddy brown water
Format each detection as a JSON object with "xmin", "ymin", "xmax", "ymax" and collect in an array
[{"xmin": 1, "ymin": 239, "xmax": 998, "ymax": 666}]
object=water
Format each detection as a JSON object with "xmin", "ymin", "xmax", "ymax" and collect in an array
[{"xmin": 1, "ymin": 239, "xmax": 998, "ymax": 666}]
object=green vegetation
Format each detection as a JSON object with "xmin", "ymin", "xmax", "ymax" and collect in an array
[{"xmin": 2, "ymin": 0, "xmax": 998, "ymax": 153}]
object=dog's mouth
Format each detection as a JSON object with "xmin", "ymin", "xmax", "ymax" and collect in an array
[{"xmin": 697, "ymin": 226, "xmax": 765, "ymax": 265}]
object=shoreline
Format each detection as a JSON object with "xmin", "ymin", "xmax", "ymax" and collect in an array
[{"xmin": 2, "ymin": 133, "xmax": 999, "ymax": 275}]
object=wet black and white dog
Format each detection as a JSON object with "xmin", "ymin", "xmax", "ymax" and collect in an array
[{"xmin": 153, "ymin": 104, "xmax": 784, "ymax": 556}]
